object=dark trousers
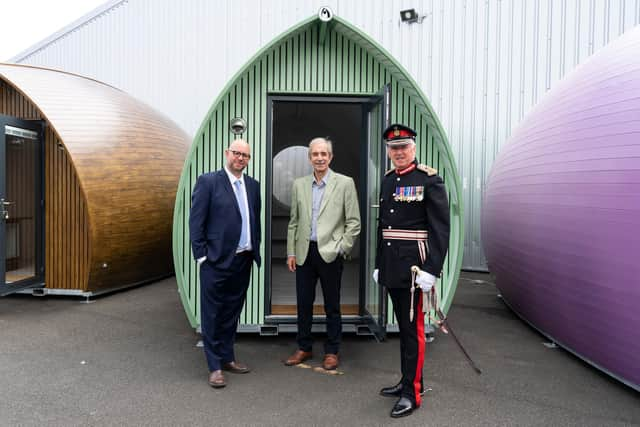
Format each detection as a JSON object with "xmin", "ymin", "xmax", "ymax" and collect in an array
[
  {"xmin": 388, "ymin": 287, "xmax": 425, "ymax": 407},
  {"xmin": 200, "ymin": 251, "xmax": 252, "ymax": 372},
  {"xmin": 295, "ymin": 242, "xmax": 343, "ymax": 354}
]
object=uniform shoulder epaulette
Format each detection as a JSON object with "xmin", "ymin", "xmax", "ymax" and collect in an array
[
  {"xmin": 385, "ymin": 168, "xmax": 396, "ymax": 176},
  {"xmin": 417, "ymin": 164, "xmax": 437, "ymax": 176}
]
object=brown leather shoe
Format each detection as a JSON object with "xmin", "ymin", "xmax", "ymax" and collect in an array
[
  {"xmin": 284, "ymin": 349, "xmax": 312, "ymax": 366},
  {"xmin": 322, "ymin": 353, "xmax": 339, "ymax": 370},
  {"xmin": 223, "ymin": 361, "xmax": 250, "ymax": 374},
  {"xmin": 208, "ymin": 370, "xmax": 226, "ymax": 388}
]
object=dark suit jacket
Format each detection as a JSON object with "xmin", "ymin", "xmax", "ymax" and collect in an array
[{"xmin": 189, "ymin": 169, "xmax": 261, "ymax": 270}]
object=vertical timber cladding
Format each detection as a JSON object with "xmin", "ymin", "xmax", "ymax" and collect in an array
[
  {"xmin": 174, "ymin": 16, "xmax": 463, "ymax": 329},
  {"xmin": 0, "ymin": 80, "xmax": 91, "ymax": 291}
]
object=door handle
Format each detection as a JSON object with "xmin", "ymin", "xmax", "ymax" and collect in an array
[
  {"xmin": 0, "ymin": 198, "xmax": 12, "ymax": 220},
  {"xmin": 370, "ymin": 204, "xmax": 380, "ymax": 208}
]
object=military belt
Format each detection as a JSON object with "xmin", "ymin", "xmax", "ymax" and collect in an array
[{"xmin": 382, "ymin": 229, "xmax": 428, "ymax": 241}]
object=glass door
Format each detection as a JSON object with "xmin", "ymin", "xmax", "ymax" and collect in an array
[
  {"xmin": 360, "ymin": 84, "xmax": 390, "ymax": 340},
  {"xmin": 0, "ymin": 115, "xmax": 44, "ymax": 296}
]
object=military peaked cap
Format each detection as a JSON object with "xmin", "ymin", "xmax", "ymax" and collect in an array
[{"xmin": 382, "ymin": 124, "xmax": 417, "ymax": 146}]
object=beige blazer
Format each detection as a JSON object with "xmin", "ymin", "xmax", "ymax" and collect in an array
[{"xmin": 287, "ymin": 170, "xmax": 361, "ymax": 264}]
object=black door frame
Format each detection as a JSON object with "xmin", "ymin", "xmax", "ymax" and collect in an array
[
  {"xmin": 0, "ymin": 114, "xmax": 45, "ymax": 296},
  {"xmin": 264, "ymin": 94, "xmax": 384, "ymax": 328},
  {"xmin": 359, "ymin": 84, "xmax": 391, "ymax": 340}
]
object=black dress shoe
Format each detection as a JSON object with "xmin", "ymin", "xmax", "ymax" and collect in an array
[
  {"xmin": 390, "ymin": 397, "xmax": 415, "ymax": 418},
  {"xmin": 380, "ymin": 382, "xmax": 403, "ymax": 397},
  {"xmin": 380, "ymin": 382, "xmax": 426, "ymax": 397}
]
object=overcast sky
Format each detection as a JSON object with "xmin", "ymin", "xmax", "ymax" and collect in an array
[{"xmin": 0, "ymin": 0, "xmax": 108, "ymax": 61}]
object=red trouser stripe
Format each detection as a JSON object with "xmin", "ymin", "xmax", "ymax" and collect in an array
[{"xmin": 414, "ymin": 292, "xmax": 425, "ymax": 407}]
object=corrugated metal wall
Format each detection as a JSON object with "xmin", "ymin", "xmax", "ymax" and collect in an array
[{"xmin": 14, "ymin": 0, "xmax": 640, "ymax": 270}]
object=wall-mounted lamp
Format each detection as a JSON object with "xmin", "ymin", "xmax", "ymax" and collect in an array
[
  {"xmin": 318, "ymin": 6, "xmax": 334, "ymax": 22},
  {"xmin": 400, "ymin": 8, "xmax": 425, "ymax": 24},
  {"xmin": 229, "ymin": 117, "xmax": 247, "ymax": 135}
]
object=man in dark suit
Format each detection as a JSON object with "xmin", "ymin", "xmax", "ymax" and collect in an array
[{"xmin": 189, "ymin": 139, "xmax": 261, "ymax": 388}]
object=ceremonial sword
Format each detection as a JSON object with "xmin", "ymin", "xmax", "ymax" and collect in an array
[{"xmin": 411, "ymin": 266, "xmax": 482, "ymax": 375}]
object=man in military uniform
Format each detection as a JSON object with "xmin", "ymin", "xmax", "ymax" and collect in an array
[{"xmin": 373, "ymin": 124, "xmax": 450, "ymax": 418}]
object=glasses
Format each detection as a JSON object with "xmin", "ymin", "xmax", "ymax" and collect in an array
[{"xmin": 228, "ymin": 149, "xmax": 251, "ymax": 160}]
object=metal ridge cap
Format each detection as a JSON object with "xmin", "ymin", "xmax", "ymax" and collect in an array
[{"xmin": 9, "ymin": 0, "xmax": 128, "ymax": 63}]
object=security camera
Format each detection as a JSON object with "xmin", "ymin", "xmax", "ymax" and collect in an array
[{"xmin": 230, "ymin": 117, "xmax": 247, "ymax": 135}]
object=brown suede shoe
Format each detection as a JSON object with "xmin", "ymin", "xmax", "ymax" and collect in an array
[
  {"xmin": 284, "ymin": 349, "xmax": 312, "ymax": 366},
  {"xmin": 323, "ymin": 353, "xmax": 339, "ymax": 370},
  {"xmin": 208, "ymin": 370, "xmax": 226, "ymax": 388},
  {"xmin": 223, "ymin": 361, "xmax": 250, "ymax": 374}
]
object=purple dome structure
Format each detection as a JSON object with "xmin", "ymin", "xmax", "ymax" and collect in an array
[{"xmin": 482, "ymin": 26, "xmax": 640, "ymax": 390}]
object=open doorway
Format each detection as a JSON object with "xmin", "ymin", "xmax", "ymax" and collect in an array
[
  {"xmin": 268, "ymin": 97, "xmax": 364, "ymax": 317},
  {"xmin": 0, "ymin": 115, "xmax": 45, "ymax": 296}
]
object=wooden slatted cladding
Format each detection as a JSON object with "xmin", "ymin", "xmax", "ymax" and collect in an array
[
  {"xmin": 1, "ymin": 80, "xmax": 89, "ymax": 290},
  {"xmin": 1, "ymin": 65, "xmax": 190, "ymax": 292},
  {"xmin": 173, "ymin": 17, "xmax": 464, "ymax": 329},
  {"xmin": 47, "ymin": 126, "xmax": 90, "ymax": 290}
]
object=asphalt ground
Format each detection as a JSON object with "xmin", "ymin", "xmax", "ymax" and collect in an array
[{"xmin": 1, "ymin": 272, "xmax": 639, "ymax": 427}]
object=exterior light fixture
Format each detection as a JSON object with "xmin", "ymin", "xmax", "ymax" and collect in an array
[
  {"xmin": 318, "ymin": 6, "xmax": 334, "ymax": 22},
  {"xmin": 229, "ymin": 117, "xmax": 247, "ymax": 135},
  {"xmin": 400, "ymin": 8, "xmax": 424, "ymax": 24}
]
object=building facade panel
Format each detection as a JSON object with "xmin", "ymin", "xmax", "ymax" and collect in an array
[{"xmin": 14, "ymin": 0, "xmax": 640, "ymax": 270}]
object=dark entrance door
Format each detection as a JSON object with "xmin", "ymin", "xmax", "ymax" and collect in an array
[{"xmin": 0, "ymin": 115, "xmax": 45, "ymax": 296}]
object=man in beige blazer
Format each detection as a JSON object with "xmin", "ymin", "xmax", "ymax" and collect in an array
[{"xmin": 284, "ymin": 137, "xmax": 361, "ymax": 370}]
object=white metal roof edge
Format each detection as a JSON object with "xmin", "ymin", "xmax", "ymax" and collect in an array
[{"xmin": 9, "ymin": 0, "xmax": 128, "ymax": 63}]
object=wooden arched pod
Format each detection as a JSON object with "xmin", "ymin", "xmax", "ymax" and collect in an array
[{"xmin": 0, "ymin": 64, "xmax": 189, "ymax": 293}]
